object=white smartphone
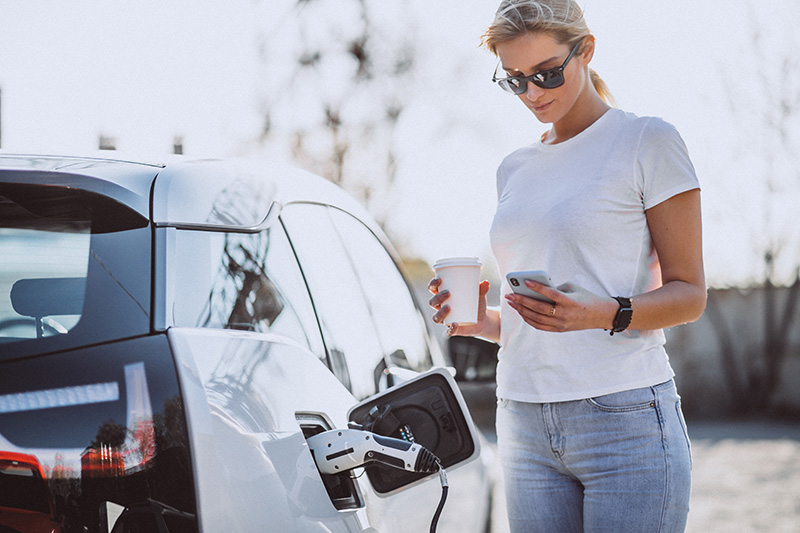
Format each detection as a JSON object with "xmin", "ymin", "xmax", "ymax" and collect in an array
[{"xmin": 506, "ymin": 270, "xmax": 555, "ymax": 304}]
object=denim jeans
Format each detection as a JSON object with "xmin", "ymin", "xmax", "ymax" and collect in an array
[{"xmin": 496, "ymin": 380, "xmax": 692, "ymax": 532}]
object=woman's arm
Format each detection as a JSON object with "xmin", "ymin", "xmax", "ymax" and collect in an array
[
  {"xmin": 628, "ymin": 187, "xmax": 706, "ymax": 330},
  {"xmin": 505, "ymin": 188, "xmax": 706, "ymax": 332}
]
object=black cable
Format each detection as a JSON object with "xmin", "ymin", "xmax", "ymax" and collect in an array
[{"xmin": 430, "ymin": 464, "xmax": 449, "ymax": 533}]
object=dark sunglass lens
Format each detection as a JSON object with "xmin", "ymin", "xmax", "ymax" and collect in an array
[
  {"xmin": 540, "ymin": 70, "xmax": 564, "ymax": 89},
  {"xmin": 501, "ymin": 78, "xmax": 526, "ymax": 95}
]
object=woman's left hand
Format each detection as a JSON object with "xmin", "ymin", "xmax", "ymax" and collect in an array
[{"xmin": 504, "ymin": 280, "xmax": 617, "ymax": 332}]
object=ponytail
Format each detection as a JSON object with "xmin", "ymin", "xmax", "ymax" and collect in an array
[{"xmin": 589, "ymin": 68, "xmax": 616, "ymax": 107}]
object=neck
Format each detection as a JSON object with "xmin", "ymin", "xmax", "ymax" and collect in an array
[{"xmin": 542, "ymin": 84, "xmax": 611, "ymax": 145}]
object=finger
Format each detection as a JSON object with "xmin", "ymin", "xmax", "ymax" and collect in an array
[
  {"xmin": 432, "ymin": 305, "xmax": 451, "ymax": 324},
  {"xmin": 478, "ymin": 280, "xmax": 490, "ymax": 296},
  {"xmin": 524, "ymin": 279, "xmax": 562, "ymax": 302},
  {"xmin": 508, "ymin": 299, "xmax": 557, "ymax": 330},
  {"xmin": 428, "ymin": 290, "xmax": 450, "ymax": 310},
  {"xmin": 505, "ymin": 293, "xmax": 552, "ymax": 315},
  {"xmin": 428, "ymin": 277, "xmax": 442, "ymax": 294}
]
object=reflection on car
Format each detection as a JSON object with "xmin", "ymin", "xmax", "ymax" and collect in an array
[
  {"xmin": 0, "ymin": 451, "xmax": 63, "ymax": 533},
  {"xmin": 0, "ymin": 153, "xmax": 492, "ymax": 533}
]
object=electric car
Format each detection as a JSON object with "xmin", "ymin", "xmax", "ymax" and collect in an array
[{"xmin": 0, "ymin": 153, "xmax": 493, "ymax": 533}]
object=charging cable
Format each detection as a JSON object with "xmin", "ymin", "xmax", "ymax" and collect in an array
[{"xmin": 429, "ymin": 462, "xmax": 448, "ymax": 533}]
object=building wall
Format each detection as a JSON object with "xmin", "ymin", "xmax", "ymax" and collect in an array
[{"xmin": 665, "ymin": 286, "xmax": 800, "ymax": 417}]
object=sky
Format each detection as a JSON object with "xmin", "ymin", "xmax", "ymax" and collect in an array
[{"xmin": 1, "ymin": 0, "xmax": 798, "ymax": 288}]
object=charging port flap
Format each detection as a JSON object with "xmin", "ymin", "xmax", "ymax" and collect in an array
[{"xmin": 347, "ymin": 368, "xmax": 480, "ymax": 495}]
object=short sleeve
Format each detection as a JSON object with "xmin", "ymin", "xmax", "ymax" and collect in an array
[
  {"xmin": 637, "ymin": 118, "xmax": 700, "ymax": 210},
  {"xmin": 496, "ymin": 163, "xmax": 506, "ymax": 201}
]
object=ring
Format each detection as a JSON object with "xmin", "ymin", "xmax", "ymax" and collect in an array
[{"xmin": 548, "ymin": 305, "xmax": 556, "ymax": 317}]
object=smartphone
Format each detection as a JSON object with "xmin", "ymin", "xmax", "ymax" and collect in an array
[{"xmin": 506, "ymin": 270, "xmax": 555, "ymax": 304}]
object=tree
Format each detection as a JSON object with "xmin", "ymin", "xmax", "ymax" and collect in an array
[
  {"xmin": 254, "ymin": 0, "xmax": 417, "ymax": 225},
  {"xmin": 709, "ymin": 5, "xmax": 800, "ymax": 414}
]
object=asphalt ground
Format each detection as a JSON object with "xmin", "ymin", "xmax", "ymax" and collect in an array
[{"xmin": 460, "ymin": 385, "xmax": 800, "ymax": 533}]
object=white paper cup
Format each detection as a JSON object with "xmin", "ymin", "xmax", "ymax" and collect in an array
[{"xmin": 432, "ymin": 257, "xmax": 482, "ymax": 325}]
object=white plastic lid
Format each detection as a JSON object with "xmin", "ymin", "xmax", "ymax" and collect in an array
[{"xmin": 432, "ymin": 257, "xmax": 482, "ymax": 270}]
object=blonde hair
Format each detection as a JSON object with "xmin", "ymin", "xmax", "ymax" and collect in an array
[{"xmin": 481, "ymin": 0, "xmax": 616, "ymax": 106}]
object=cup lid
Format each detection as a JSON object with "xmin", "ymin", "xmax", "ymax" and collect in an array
[{"xmin": 432, "ymin": 257, "xmax": 482, "ymax": 269}]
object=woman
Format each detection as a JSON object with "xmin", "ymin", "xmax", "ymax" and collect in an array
[{"xmin": 428, "ymin": 1, "xmax": 706, "ymax": 531}]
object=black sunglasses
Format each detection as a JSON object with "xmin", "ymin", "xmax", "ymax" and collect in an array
[{"xmin": 492, "ymin": 40, "xmax": 583, "ymax": 94}]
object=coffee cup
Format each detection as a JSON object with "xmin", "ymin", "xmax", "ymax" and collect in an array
[{"xmin": 432, "ymin": 257, "xmax": 482, "ymax": 325}]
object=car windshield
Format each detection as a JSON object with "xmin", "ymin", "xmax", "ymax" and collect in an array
[{"xmin": 0, "ymin": 183, "xmax": 151, "ymax": 359}]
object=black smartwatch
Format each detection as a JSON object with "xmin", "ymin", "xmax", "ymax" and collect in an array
[{"xmin": 609, "ymin": 297, "xmax": 633, "ymax": 336}]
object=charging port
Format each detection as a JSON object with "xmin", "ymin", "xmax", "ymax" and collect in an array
[{"xmin": 296, "ymin": 413, "xmax": 364, "ymax": 511}]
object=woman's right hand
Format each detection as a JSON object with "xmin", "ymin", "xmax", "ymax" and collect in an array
[{"xmin": 428, "ymin": 278, "xmax": 491, "ymax": 337}]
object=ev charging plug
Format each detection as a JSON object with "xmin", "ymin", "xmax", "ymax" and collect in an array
[{"xmin": 306, "ymin": 428, "xmax": 440, "ymax": 475}]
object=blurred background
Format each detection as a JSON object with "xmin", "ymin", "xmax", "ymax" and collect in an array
[{"xmin": 1, "ymin": 1, "xmax": 799, "ymax": 529}]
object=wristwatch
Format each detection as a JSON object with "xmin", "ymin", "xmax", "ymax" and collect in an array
[{"xmin": 609, "ymin": 297, "xmax": 633, "ymax": 336}]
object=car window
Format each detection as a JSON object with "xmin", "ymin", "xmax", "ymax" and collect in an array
[
  {"xmin": 0, "ymin": 184, "xmax": 150, "ymax": 360},
  {"xmin": 327, "ymin": 208, "xmax": 432, "ymax": 373},
  {"xmin": 280, "ymin": 204, "xmax": 386, "ymax": 400},
  {"xmin": 170, "ymin": 225, "xmax": 324, "ymax": 358},
  {"xmin": 0, "ymin": 336, "xmax": 197, "ymax": 532},
  {"xmin": 0, "ymin": 226, "xmax": 89, "ymax": 337}
]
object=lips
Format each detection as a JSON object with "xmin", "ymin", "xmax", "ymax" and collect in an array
[{"xmin": 532, "ymin": 101, "xmax": 553, "ymax": 113}]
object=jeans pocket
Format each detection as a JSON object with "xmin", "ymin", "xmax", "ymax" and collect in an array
[{"xmin": 586, "ymin": 387, "xmax": 656, "ymax": 413}]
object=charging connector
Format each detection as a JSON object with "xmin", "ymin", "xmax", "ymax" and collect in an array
[
  {"xmin": 306, "ymin": 428, "xmax": 440, "ymax": 475},
  {"xmin": 307, "ymin": 427, "xmax": 448, "ymax": 532}
]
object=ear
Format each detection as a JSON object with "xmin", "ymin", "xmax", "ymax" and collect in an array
[{"xmin": 580, "ymin": 36, "xmax": 596, "ymax": 65}]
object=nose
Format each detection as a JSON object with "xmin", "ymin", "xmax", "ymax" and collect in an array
[{"xmin": 523, "ymin": 81, "xmax": 546, "ymax": 102}]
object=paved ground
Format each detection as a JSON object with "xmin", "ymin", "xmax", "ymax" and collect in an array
[
  {"xmin": 460, "ymin": 383, "xmax": 800, "ymax": 533},
  {"xmin": 683, "ymin": 419, "xmax": 800, "ymax": 532}
]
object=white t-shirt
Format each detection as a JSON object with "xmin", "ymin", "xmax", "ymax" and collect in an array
[{"xmin": 489, "ymin": 108, "xmax": 700, "ymax": 403}]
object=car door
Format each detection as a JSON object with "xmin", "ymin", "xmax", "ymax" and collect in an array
[
  {"xmin": 164, "ymin": 219, "xmax": 372, "ymax": 531},
  {"xmin": 280, "ymin": 203, "xmax": 492, "ymax": 533}
]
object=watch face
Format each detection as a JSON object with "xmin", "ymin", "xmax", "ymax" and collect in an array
[{"xmin": 617, "ymin": 308, "xmax": 633, "ymax": 329}]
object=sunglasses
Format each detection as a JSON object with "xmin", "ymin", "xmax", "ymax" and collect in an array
[{"xmin": 492, "ymin": 40, "xmax": 583, "ymax": 94}]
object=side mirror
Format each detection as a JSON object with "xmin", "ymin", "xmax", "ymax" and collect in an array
[
  {"xmin": 448, "ymin": 336, "xmax": 499, "ymax": 383},
  {"xmin": 348, "ymin": 368, "xmax": 480, "ymax": 495}
]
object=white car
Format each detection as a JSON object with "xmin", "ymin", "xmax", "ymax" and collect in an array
[{"xmin": 0, "ymin": 153, "xmax": 493, "ymax": 533}]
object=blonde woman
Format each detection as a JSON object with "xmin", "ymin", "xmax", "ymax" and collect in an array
[{"xmin": 428, "ymin": 1, "xmax": 705, "ymax": 531}]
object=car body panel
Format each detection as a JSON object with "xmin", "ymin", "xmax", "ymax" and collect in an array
[
  {"xmin": 168, "ymin": 327, "xmax": 367, "ymax": 532},
  {"xmin": 0, "ymin": 154, "xmax": 160, "ymax": 218}
]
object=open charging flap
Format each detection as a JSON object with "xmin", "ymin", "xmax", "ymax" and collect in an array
[{"xmin": 347, "ymin": 367, "xmax": 481, "ymax": 495}]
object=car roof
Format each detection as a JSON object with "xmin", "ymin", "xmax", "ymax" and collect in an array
[{"xmin": 0, "ymin": 152, "xmax": 376, "ymax": 233}]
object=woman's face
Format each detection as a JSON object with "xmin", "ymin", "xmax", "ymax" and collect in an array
[{"xmin": 495, "ymin": 32, "xmax": 588, "ymax": 124}]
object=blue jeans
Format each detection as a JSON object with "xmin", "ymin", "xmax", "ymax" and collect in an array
[{"xmin": 496, "ymin": 380, "xmax": 692, "ymax": 532}]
